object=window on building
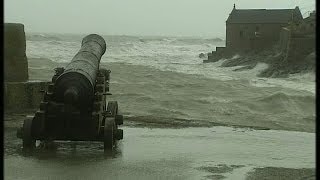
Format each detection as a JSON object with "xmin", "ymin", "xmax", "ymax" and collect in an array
[
  {"xmin": 256, "ymin": 26, "xmax": 260, "ymax": 31},
  {"xmin": 240, "ymin": 31, "xmax": 243, "ymax": 37}
]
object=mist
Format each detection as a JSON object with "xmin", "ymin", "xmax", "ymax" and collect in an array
[{"xmin": 4, "ymin": 0, "xmax": 315, "ymax": 37}]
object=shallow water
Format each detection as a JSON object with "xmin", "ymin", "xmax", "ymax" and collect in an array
[{"xmin": 4, "ymin": 126, "xmax": 315, "ymax": 180}]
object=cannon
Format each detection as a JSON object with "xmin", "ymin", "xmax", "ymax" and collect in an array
[{"xmin": 17, "ymin": 34, "xmax": 123, "ymax": 152}]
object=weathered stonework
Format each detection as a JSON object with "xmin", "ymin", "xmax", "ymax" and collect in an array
[
  {"xmin": 204, "ymin": 6, "xmax": 304, "ymax": 63},
  {"xmin": 4, "ymin": 23, "xmax": 29, "ymax": 82},
  {"xmin": 4, "ymin": 81, "xmax": 50, "ymax": 113},
  {"xmin": 4, "ymin": 23, "xmax": 49, "ymax": 113}
]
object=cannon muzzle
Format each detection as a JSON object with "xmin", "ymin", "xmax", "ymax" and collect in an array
[{"xmin": 53, "ymin": 34, "xmax": 107, "ymax": 109}]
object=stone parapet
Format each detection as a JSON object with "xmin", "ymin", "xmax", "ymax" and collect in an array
[
  {"xmin": 4, "ymin": 81, "xmax": 50, "ymax": 112},
  {"xmin": 4, "ymin": 23, "xmax": 29, "ymax": 82}
]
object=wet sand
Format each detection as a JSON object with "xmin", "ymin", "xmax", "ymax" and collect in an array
[{"xmin": 4, "ymin": 116, "xmax": 315, "ymax": 180}]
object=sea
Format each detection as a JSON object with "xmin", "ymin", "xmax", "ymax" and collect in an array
[{"xmin": 25, "ymin": 33, "xmax": 315, "ymax": 132}]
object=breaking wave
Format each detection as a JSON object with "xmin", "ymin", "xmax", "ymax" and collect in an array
[
  {"xmin": 26, "ymin": 33, "xmax": 315, "ymax": 132},
  {"xmin": 26, "ymin": 34, "xmax": 62, "ymax": 41}
]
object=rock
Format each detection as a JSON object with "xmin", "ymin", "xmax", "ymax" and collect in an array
[
  {"xmin": 304, "ymin": 52, "xmax": 315, "ymax": 65},
  {"xmin": 199, "ymin": 53, "xmax": 206, "ymax": 58},
  {"xmin": 233, "ymin": 65, "xmax": 254, "ymax": 71}
]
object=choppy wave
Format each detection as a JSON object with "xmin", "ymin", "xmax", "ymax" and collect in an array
[
  {"xmin": 25, "ymin": 33, "xmax": 315, "ymax": 132},
  {"xmin": 252, "ymin": 92, "xmax": 315, "ymax": 115},
  {"xmin": 26, "ymin": 34, "xmax": 62, "ymax": 41},
  {"xmin": 25, "ymin": 32, "xmax": 315, "ymax": 94}
]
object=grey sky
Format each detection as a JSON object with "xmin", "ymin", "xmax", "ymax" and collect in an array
[{"xmin": 4, "ymin": 0, "xmax": 315, "ymax": 37}]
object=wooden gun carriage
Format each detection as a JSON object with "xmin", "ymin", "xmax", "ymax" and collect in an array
[{"xmin": 17, "ymin": 34, "xmax": 123, "ymax": 152}]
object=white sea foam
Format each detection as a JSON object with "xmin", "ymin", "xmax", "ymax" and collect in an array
[
  {"xmin": 25, "ymin": 33, "xmax": 315, "ymax": 132},
  {"xmin": 26, "ymin": 33, "xmax": 315, "ymax": 92}
]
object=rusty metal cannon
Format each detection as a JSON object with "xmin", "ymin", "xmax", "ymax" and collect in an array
[{"xmin": 17, "ymin": 34, "xmax": 123, "ymax": 152}]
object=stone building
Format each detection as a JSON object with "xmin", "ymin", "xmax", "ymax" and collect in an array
[
  {"xmin": 292, "ymin": 10, "xmax": 315, "ymax": 36},
  {"xmin": 204, "ymin": 5, "xmax": 304, "ymax": 63},
  {"xmin": 225, "ymin": 5, "xmax": 303, "ymax": 52},
  {"xmin": 278, "ymin": 10, "xmax": 316, "ymax": 70}
]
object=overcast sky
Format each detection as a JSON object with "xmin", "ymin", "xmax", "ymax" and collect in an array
[{"xmin": 4, "ymin": 0, "xmax": 315, "ymax": 37}]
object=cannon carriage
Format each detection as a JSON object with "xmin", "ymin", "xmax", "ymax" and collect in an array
[{"xmin": 17, "ymin": 34, "xmax": 123, "ymax": 152}]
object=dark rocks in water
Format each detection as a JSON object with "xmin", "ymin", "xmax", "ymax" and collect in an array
[
  {"xmin": 257, "ymin": 69, "xmax": 272, "ymax": 78},
  {"xmin": 4, "ymin": 23, "xmax": 28, "ymax": 82},
  {"xmin": 216, "ymin": 45, "xmax": 314, "ymax": 78},
  {"xmin": 199, "ymin": 53, "xmax": 206, "ymax": 58},
  {"xmin": 272, "ymin": 51, "xmax": 316, "ymax": 77},
  {"xmin": 203, "ymin": 53, "xmax": 222, "ymax": 63},
  {"xmin": 233, "ymin": 64, "xmax": 257, "ymax": 71},
  {"xmin": 220, "ymin": 56, "xmax": 253, "ymax": 67},
  {"xmin": 303, "ymin": 52, "xmax": 315, "ymax": 68},
  {"xmin": 204, "ymin": 56, "xmax": 221, "ymax": 63},
  {"xmin": 272, "ymin": 70, "xmax": 289, "ymax": 78}
]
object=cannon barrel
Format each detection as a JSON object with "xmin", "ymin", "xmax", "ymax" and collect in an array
[
  {"xmin": 54, "ymin": 34, "xmax": 106, "ymax": 108},
  {"xmin": 17, "ymin": 34, "xmax": 123, "ymax": 152}
]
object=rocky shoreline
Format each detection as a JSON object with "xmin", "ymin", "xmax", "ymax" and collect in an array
[{"xmin": 203, "ymin": 45, "xmax": 315, "ymax": 78}]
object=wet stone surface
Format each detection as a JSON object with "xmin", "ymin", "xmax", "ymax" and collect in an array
[{"xmin": 4, "ymin": 118, "xmax": 315, "ymax": 180}]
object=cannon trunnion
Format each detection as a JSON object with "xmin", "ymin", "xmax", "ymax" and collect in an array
[{"xmin": 17, "ymin": 34, "xmax": 123, "ymax": 152}]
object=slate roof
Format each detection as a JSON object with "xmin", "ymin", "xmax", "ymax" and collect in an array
[{"xmin": 226, "ymin": 7, "xmax": 303, "ymax": 24}]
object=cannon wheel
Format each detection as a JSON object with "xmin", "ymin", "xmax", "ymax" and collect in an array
[
  {"xmin": 107, "ymin": 101, "xmax": 123, "ymax": 126},
  {"xmin": 103, "ymin": 101, "xmax": 118, "ymax": 152},
  {"xmin": 107, "ymin": 101, "xmax": 118, "ymax": 117},
  {"xmin": 104, "ymin": 117, "xmax": 115, "ymax": 151},
  {"xmin": 22, "ymin": 117, "xmax": 36, "ymax": 150}
]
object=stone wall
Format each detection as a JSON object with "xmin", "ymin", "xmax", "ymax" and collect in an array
[
  {"xmin": 279, "ymin": 20, "xmax": 315, "ymax": 65},
  {"xmin": 279, "ymin": 28, "xmax": 291, "ymax": 52},
  {"xmin": 226, "ymin": 23, "xmax": 288, "ymax": 52},
  {"xmin": 4, "ymin": 23, "xmax": 29, "ymax": 82},
  {"xmin": 4, "ymin": 23, "xmax": 50, "ymax": 113},
  {"xmin": 285, "ymin": 36, "xmax": 315, "ymax": 64},
  {"xmin": 4, "ymin": 81, "xmax": 50, "ymax": 113}
]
